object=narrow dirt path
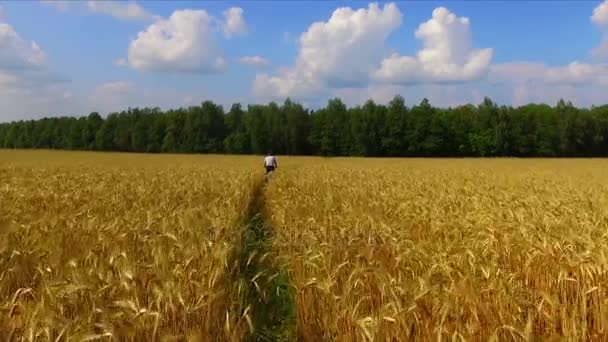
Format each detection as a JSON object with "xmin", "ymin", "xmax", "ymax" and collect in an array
[{"xmin": 228, "ymin": 174, "xmax": 296, "ymax": 341}]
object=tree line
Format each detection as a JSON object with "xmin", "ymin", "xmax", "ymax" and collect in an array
[{"xmin": 1, "ymin": 96, "xmax": 608, "ymax": 157}]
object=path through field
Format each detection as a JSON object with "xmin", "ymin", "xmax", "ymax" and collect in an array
[{"xmin": 229, "ymin": 175, "xmax": 296, "ymax": 341}]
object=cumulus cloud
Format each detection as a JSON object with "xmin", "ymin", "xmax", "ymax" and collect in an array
[
  {"xmin": 252, "ymin": 4, "xmax": 493, "ymax": 100},
  {"xmin": 221, "ymin": 7, "xmax": 247, "ymax": 38},
  {"xmin": 127, "ymin": 9, "xmax": 226, "ymax": 73},
  {"xmin": 0, "ymin": 21, "xmax": 46, "ymax": 73},
  {"xmin": 253, "ymin": 2, "xmax": 608, "ymax": 107},
  {"xmin": 86, "ymin": 0, "xmax": 156, "ymax": 22},
  {"xmin": 0, "ymin": 22, "xmax": 46, "ymax": 69},
  {"xmin": 253, "ymin": 2, "xmax": 402, "ymax": 99},
  {"xmin": 592, "ymin": 1, "xmax": 608, "ymax": 27},
  {"xmin": 0, "ymin": 18, "xmax": 75, "ymax": 121},
  {"xmin": 373, "ymin": 7, "xmax": 493, "ymax": 84},
  {"xmin": 240, "ymin": 56, "xmax": 270, "ymax": 68},
  {"xmin": 592, "ymin": 1, "xmax": 608, "ymax": 58}
]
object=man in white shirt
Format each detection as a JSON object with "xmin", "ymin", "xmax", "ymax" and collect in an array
[{"xmin": 264, "ymin": 152, "xmax": 277, "ymax": 174}]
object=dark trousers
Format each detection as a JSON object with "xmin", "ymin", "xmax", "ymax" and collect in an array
[{"xmin": 265, "ymin": 165, "xmax": 275, "ymax": 174}]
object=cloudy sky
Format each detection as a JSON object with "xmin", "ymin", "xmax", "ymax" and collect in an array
[{"xmin": 1, "ymin": 0, "xmax": 608, "ymax": 122}]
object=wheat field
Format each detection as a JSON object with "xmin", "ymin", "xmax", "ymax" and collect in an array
[
  {"xmin": 0, "ymin": 150, "xmax": 264, "ymax": 341},
  {"xmin": 266, "ymin": 158, "xmax": 608, "ymax": 341},
  {"xmin": 3, "ymin": 150, "xmax": 608, "ymax": 341}
]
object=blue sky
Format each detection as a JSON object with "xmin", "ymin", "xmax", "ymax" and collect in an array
[{"xmin": 0, "ymin": 0, "xmax": 607, "ymax": 122}]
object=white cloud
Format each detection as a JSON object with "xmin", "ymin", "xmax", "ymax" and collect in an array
[
  {"xmin": 40, "ymin": 0, "xmax": 73, "ymax": 12},
  {"xmin": 0, "ymin": 19, "xmax": 75, "ymax": 122},
  {"xmin": 221, "ymin": 7, "xmax": 247, "ymax": 38},
  {"xmin": 489, "ymin": 61, "xmax": 608, "ymax": 86},
  {"xmin": 240, "ymin": 55, "xmax": 270, "ymax": 68},
  {"xmin": 86, "ymin": 0, "xmax": 156, "ymax": 21},
  {"xmin": 592, "ymin": 1, "xmax": 608, "ymax": 58},
  {"xmin": 592, "ymin": 1, "xmax": 608, "ymax": 27},
  {"xmin": 9, "ymin": 1, "xmax": 607, "ymax": 119},
  {"xmin": 253, "ymin": 2, "xmax": 402, "ymax": 99},
  {"xmin": 0, "ymin": 23, "xmax": 47, "ymax": 68},
  {"xmin": 253, "ymin": 4, "xmax": 492, "ymax": 100},
  {"xmin": 544, "ymin": 62, "xmax": 605, "ymax": 84},
  {"xmin": 372, "ymin": 7, "xmax": 493, "ymax": 85},
  {"xmin": 127, "ymin": 9, "xmax": 226, "ymax": 73},
  {"xmin": 253, "ymin": 3, "xmax": 608, "ymax": 108}
]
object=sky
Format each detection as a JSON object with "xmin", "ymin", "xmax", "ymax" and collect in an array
[{"xmin": 1, "ymin": 0, "xmax": 608, "ymax": 122}]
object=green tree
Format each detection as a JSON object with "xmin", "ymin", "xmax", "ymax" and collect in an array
[
  {"xmin": 2, "ymin": 94, "xmax": 608, "ymax": 158},
  {"xmin": 382, "ymin": 95, "xmax": 408, "ymax": 156},
  {"xmin": 224, "ymin": 103, "xmax": 250, "ymax": 154}
]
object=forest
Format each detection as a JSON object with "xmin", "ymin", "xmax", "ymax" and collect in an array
[{"xmin": 1, "ymin": 96, "xmax": 608, "ymax": 157}]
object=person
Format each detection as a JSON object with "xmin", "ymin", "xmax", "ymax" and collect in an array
[{"xmin": 264, "ymin": 152, "xmax": 277, "ymax": 174}]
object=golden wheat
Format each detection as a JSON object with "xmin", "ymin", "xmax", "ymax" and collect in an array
[
  {"xmin": 266, "ymin": 158, "xmax": 608, "ymax": 341},
  {"xmin": 5, "ymin": 150, "xmax": 608, "ymax": 341},
  {"xmin": 0, "ymin": 150, "xmax": 262, "ymax": 341}
]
